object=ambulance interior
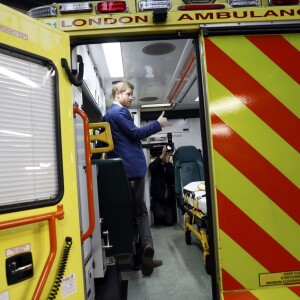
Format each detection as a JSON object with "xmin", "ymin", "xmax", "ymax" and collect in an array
[{"xmin": 73, "ymin": 36, "xmax": 213, "ymax": 299}]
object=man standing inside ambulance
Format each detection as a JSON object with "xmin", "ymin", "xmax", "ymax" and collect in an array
[{"xmin": 102, "ymin": 81, "xmax": 168, "ymax": 276}]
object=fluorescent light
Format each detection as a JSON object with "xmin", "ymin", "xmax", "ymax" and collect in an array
[
  {"xmin": 141, "ymin": 103, "xmax": 172, "ymax": 108},
  {"xmin": 102, "ymin": 43, "xmax": 124, "ymax": 77},
  {"xmin": 195, "ymin": 97, "xmax": 199, "ymax": 102},
  {"xmin": 145, "ymin": 66, "xmax": 154, "ymax": 78}
]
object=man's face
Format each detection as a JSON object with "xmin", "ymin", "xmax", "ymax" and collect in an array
[{"xmin": 117, "ymin": 88, "xmax": 133, "ymax": 108}]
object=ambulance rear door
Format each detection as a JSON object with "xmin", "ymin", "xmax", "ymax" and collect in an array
[
  {"xmin": 0, "ymin": 4, "xmax": 85, "ymax": 300},
  {"xmin": 199, "ymin": 24, "xmax": 300, "ymax": 299}
]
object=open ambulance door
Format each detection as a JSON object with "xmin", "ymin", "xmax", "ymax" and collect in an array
[
  {"xmin": 199, "ymin": 24, "xmax": 300, "ymax": 299},
  {"xmin": 0, "ymin": 4, "xmax": 85, "ymax": 300}
]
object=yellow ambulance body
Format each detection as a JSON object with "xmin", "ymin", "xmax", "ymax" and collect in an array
[
  {"xmin": 0, "ymin": 5, "xmax": 85, "ymax": 300},
  {"xmin": 0, "ymin": 1, "xmax": 299, "ymax": 299}
]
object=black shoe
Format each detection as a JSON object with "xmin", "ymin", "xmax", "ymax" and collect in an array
[
  {"xmin": 153, "ymin": 259, "xmax": 163, "ymax": 268},
  {"xmin": 141, "ymin": 245, "xmax": 155, "ymax": 276},
  {"xmin": 134, "ymin": 259, "xmax": 162, "ymax": 271},
  {"xmin": 133, "ymin": 263, "xmax": 141, "ymax": 271}
]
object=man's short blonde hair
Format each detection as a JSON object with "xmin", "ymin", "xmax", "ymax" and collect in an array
[{"xmin": 112, "ymin": 81, "xmax": 134, "ymax": 99}]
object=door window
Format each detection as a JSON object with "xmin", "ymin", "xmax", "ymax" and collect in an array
[{"xmin": 0, "ymin": 48, "xmax": 62, "ymax": 212}]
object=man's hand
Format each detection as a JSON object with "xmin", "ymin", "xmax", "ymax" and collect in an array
[
  {"xmin": 160, "ymin": 145, "xmax": 172, "ymax": 163},
  {"xmin": 157, "ymin": 111, "xmax": 168, "ymax": 128},
  {"xmin": 160, "ymin": 145, "xmax": 167, "ymax": 161}
]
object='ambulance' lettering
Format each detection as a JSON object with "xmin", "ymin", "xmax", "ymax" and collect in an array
[
  {"xmin": 178, "ymin": 9, "xmax": 300, "ymax": 21},
  {"xmin": 216, "ymin": 12, "xmax": 231, "ymax": 19},
  {"xmin": 195, "ymin": 13, "xmax": 213, "ymax": 20},
  {"xmin": 178, "ymin": 14, "xmax": 193, "ymax": 21}
]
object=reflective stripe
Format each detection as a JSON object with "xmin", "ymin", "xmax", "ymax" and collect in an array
[{"xmin": 203, "ymin": 33, "xmax": 300, "ymax": 298}]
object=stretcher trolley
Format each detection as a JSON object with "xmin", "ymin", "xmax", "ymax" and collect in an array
[
  {"xmin": 173, "ymin": 146, "xmax": 211, "ymax": 274},
  {"xmin": 182, "ymin": 181, "xmax": 210, "ymax": 274}
]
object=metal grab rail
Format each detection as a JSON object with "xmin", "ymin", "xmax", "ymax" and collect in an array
[
  {"xmin": 168, "ymin": 55, "xmax": 195, "ymax": 103},
  {"xmin": 74, "ymin": 107, "xmax": 95, "ymax": 242},
  {"xmin": 0, "ymin": 205, "xmax": 64, "ymax": 300}
]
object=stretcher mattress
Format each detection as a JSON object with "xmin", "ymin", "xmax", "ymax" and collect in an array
[{"xmin": 183, "ymin": 181, "xmax": 207, "ymax": 214}]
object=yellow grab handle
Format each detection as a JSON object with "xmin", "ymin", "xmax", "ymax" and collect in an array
[{"xmin": 89, "ymin": 122, "xmax": 114, "ymax": 153}]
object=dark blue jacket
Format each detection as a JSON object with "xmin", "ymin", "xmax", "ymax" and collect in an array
[{"xmin": 103, "ymin": 103, "xmax": 162, "ymax": 179}]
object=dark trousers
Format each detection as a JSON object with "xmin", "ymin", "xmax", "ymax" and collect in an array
[
  {"xmin": 129, "ymin": 177, "xmax": 153, "ymax": 250},
  {"xmin": 152, "ymin": 199, "xmax": 176, "ymax": 226}
]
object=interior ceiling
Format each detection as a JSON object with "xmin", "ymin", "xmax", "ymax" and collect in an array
[{"xmin": 88, "ymin": 39, "xmax": 199, "ymax": 112}]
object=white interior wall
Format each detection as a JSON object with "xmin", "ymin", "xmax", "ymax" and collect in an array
[
  {"xmin": 172, "ymin": 117, "xmax": 202, "ymax": 150},
  {"xmin": 143, "ymin": 117, "xmax": 202, "ymax": 151},
  {"xmin": 76, "ymin": 45, "xmax": 106, "ymax": 114}
]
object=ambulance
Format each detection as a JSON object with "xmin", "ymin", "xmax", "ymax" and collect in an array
[{"xmin": 0, "ymin": 0, "xmax": 299, "ymax": 299}]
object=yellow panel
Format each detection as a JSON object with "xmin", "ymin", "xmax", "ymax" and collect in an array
[
  {"xmin": 208, "ymin": 74, "xmax": 300, "ymax": 187},
  {"xmin": 0, "ymin": 4, "xmax": 85, "ymax": 299},
  {"xmin": 215, "ymin": 151, "xmax": 300, "ymax": 260},
  {"xmin": 283, "ymin": 34, "xmax": 300, "ymax": 51},
  {"xmin": 251, "ymin": 286, "xmax": 300, "ymax": 300},
  {"xmin": 210, "ymin": 35, "xmax": 300, "ymax": 118},
  {"xmin": 220, "ymin": 230, "xmax": 268, "ymax": 289},
  {"xmin": 220, "ymin": 231, "xmax": 300, "ymax": 299}
]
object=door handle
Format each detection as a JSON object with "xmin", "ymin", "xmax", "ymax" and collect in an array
[
  {"xmin": 102, "ymin": 230, "xmax": 113, "ymax": 249},
  {"xmin": 11, "ymin": 263, "xmax": 33, "ymax": 275},
  {"xmin": 6, "ymin": 252, "xmax": 34, "ymax": 285}
]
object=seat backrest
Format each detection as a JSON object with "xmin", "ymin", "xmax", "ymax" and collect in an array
[
  {"xmin": 173, "ymin": 146, "xmax": 205, "ymax": 196},
  {"xmin": 92, "ymin": 158, "xmax": 134, "ymax": 257}
]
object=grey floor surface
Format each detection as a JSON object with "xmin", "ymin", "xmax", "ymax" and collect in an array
[{"xmin": 121, "ymin": 224, "xmax": 213, "ymax": 300}]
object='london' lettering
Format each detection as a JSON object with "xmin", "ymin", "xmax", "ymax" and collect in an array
[
  {"xmin": 104, "ymin": 18, "xmax": 117, "ymax": 25},
  {"xmin": 61, "ymin": 15, "xmax": 148, "ymax": 28},
  {"xmin": 73, "ymin": 19, "xmax": 86, "ymax": 26},
  {"xmin": 136, "ymin": 15, "xmax": 148, "ymax": 22},
  {"xmin": 61, "ymin": 20, "xmax": 72, "ymax": 28},
  {"xmin": 119, "ymin": 17, "xmax": 133, "ymax": 24},
  {"xmin": 89, "ymin": 18, "xmax": 102, "ymax": 25}
]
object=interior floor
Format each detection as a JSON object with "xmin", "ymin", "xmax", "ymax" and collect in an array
[{"xmin": 121, "ymin": 224, "xmax": 213, "ymax": 300}]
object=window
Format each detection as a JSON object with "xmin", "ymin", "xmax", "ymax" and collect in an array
[{"xmin": 0, "ymin": 48, "xmax": 62, "ymax": 212}]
